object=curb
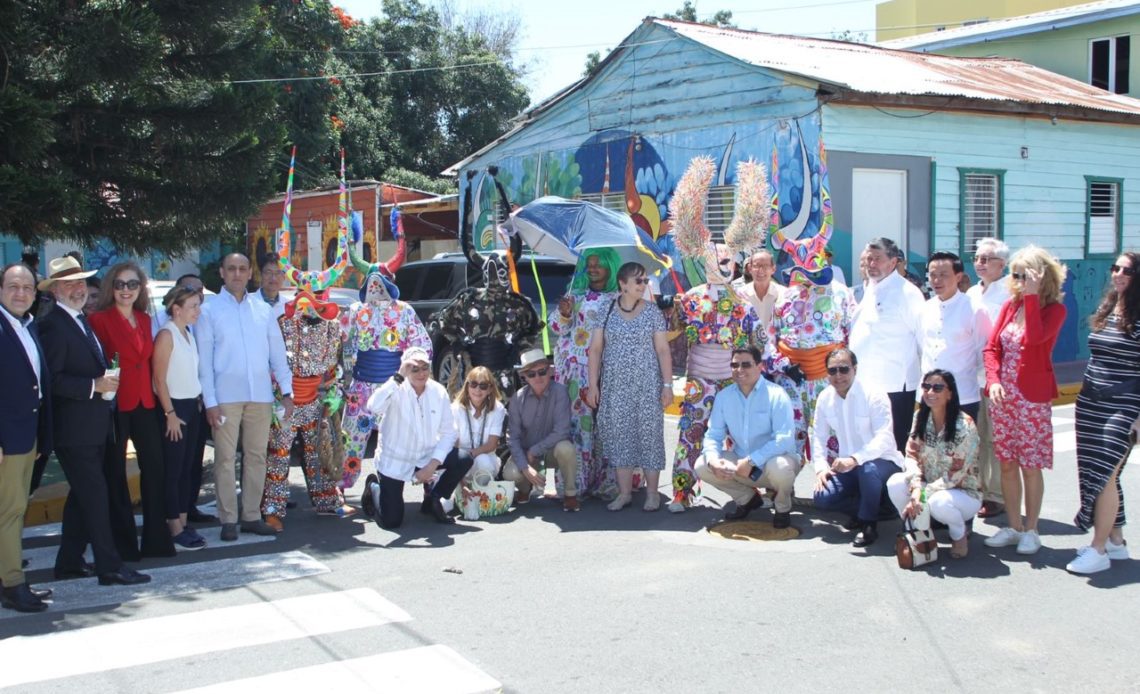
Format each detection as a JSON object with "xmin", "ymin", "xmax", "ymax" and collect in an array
[{"xmin": 24, "ymin": 455, "xmax": 141, "ymax": 527}]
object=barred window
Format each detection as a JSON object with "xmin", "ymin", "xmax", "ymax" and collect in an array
[
  {"xmin": 960, "ymin": 172, "xmax": 1002, "ymax": 254},
  {"xmin": 1087, "ymin": 179, "xmax": 1121, "ymax": 256}
]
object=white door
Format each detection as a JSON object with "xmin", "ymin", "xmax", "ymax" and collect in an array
[
  {"xmin": 306, "ymin": 221, "xmax": 323, "ymax": 271},
  {"xmin": 851, "ymin": 168, "xmax": 908, "ymax": 260}
]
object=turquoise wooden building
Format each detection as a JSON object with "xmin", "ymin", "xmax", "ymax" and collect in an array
[{"xmin": 447, "ymin": 18, "xmax": 1140, "ymax": 365}]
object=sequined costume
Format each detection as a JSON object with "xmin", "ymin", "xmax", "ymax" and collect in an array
[
  {"xmin": 551, "ymin": 287, "xmax": 618, "ymax": 497},
  {"xmin": 341, "ymin": 283, "xmax": 431, "ymax": 489},
  {"xmin": 263, "ymin": 313, "xmax": 342, "ymax": 517}
]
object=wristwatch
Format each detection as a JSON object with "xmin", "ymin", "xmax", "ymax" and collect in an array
[{"xmin": 392, "ymin": 373, "xmax": 405, "ymax": 385}]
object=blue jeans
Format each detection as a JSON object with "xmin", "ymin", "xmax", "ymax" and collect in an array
[{"xmin": 813, "ymin": 458, "xmax": 901, "ymax": 522}]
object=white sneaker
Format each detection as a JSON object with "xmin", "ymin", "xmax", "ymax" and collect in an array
[
  {"xmin": 1067, "ymin": 546, "xmax": 1111, "ymax": 574},
  {"xmin": 984, "ymin": 527, "xmax": 1022, "ymax": 548},
  {"xmin": 1016, "ymin": 529, "xmax": 1042, "ymax": 555},
  {"xmin": 1106, "ymin": 538, "xmax": 1130, "ymax": 560}
]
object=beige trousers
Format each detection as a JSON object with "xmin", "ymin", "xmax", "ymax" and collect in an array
[
  {"xmin": 505, "ymin": 440, "xmax": 578, "ymax": 497},
  {"xmin": 212, "ymin": 402, "xmax": 272, "ymax": 524},
  {"xmin": 975, "ymin": 396, "xmax": 1004, "ymax": 503},
  {"xmin": 695, "ymin": 453, "xmax": 801, "ymax": 513},
  {"xmin": 0, "ymin": 447, "xmax": 36, "ymax": 587}
]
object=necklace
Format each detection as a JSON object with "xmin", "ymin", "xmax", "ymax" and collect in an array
[
  {"xmin": 618, "ymin": 297, "xmax": 640, "ymax": 313},
  {"xmin": 465, "ymin": 404, "xmax": 488, "ymax": 450}
]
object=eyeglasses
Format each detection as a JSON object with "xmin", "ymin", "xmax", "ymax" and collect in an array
[
  {"xmin": 729, "ymin": 361, "xmax": 755, "ymax": 370},
  {"xmin": 1111, "ymin": 264, "xmax": 1137, "ymax": 276},
  {"xmin": 629, "ymin": 277, "xmax": 649, "ymax": 285},
  {"xmin": 974, "ymin": 255, "xmax": 1000, "ymax": 265},
  {"xmin": 920, "ymin": 383, "xmax": 947, "ymax": 393},
  {"xmin": 468, "ymin": 382, "xmax": 492, "ymax": 391},
  {"xmin": 523, "ymin": 367, "xmax": 550, "ymax": 379},
  {"xmin": 408, "ymin": 364, "xmax": 430, "ymax": 374},
  {"xmin": 826, "ymin": 365, "xmax": 852, "ymax": 375},
  {"xmin": 113, "ymin": 279, "xmax": 141, "ymax": 291},
  {"xmin": 1010, "ymin": 272, "xmax": 1026, "ymax": 281}
]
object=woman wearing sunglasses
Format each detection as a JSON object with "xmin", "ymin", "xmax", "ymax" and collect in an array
[
  {"xmin": 452, "ymin": 366, "xmax": 506, "ymax": 485},
  {"xmin": 887, "ymin": 369, "xmax": 981, "ymax": 559},
  {"xmin": 587, "ymin": 262, "xmax": 672, "ymax": 511},
  {"xmin": 89, "ymin": 262, "xmax": 175, "ymax": 559},
  {"xmin": 981, "ymin": 246, "xmax": 1067, "ymax": 556},
  {"xmin": 1067, "ymin": 252, "xmax": 1140, "ymax": 574}
]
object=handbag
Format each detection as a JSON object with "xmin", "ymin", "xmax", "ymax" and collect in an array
[{"xmin": 895, "ymin": 515, "xmax": 939, "ymax": 570}]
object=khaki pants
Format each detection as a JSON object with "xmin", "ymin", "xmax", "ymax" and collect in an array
[
  {"xmin": 695, "ymin": 453, "xmax": 801, "ymax": 513},
  {"xmin": 505, "ymin": 440, "xmax": 577, "ymax": 497},
  {"xmin": 0, "ymin": 447, "xmax": 36, "ymax": 587},
  {"xmin": 212, "ymin": 402, "xmax": 272, "ymax": 524},
  {"xmin": 975, "ymin": 397, "xmax": 1004, "ymax": 503}
]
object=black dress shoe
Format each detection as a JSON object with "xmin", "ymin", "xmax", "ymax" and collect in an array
[
  {"xmin": 22, "ymin": 559, "xmax": 29, "ymax": 569},
  {"xmin": 361, "ymin": 474, "xmax": 379, "ymax": 519},
  {"xmin": 842, "ymin": 515, "xmax": 863, "ymax": 531},
  {"xmin": 28, "ymin": 585, "xmax": 53, "ymax": 600},
  {"xmin": 187, "ymin": 508, "xmax": 218, "ymax": 524},
  {"xmin": 772, "ymin": 511, "xmax": 792, "ymax": 529},
  {"xmin": 426, "ymin": 497, "xmax": 455, "ymax": 524},
  {"xmin": 54, "ymin": 562, "xmax": 96, "ymax": 580},
  {"xmin": 724, "ymin": 492, "xmax": 766, "ymax": 520},
  {"xmin": 98, "ymin": 568, "xmax": 152, "ymax": 586},
  {"xmin": 1, "ymin": 584, "xmax": 48, "ymax": 613},
  {"xmin": 853, "ymin": 523, "xmax": 879, "ymax": 547}
]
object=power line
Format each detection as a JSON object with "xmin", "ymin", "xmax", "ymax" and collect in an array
[{"xmin": 226, "ymin": 59, "xmax": 501, "ymax": 85}]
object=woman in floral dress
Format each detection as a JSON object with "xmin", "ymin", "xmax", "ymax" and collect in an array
[
  {"xmin": 982, "ymin": 246, "xmax": 1067, "ymax": 556},
  {"xmin": 551, "ymin": 248, "xmax": 621, "ymax": 498}
]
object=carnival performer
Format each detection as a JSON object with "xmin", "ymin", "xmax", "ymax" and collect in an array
[
  {"xmin": 342, "ymin": 208, "xmax": 430, "ymax": 492},
  {"xmin": 550, "ymin": 247, "xmax": 621, "ymax": 498},
  {"xmin": 667, "ymin": 157, "xmax": 768, "ymax": 513},
  {"xmin": 262, "ymin": 150, "xmax": 354, "ymax": 530},
  {"xmin": 766, "ymin": 135, "xmax": 856, "ymax": 457},
  {"xmin": 431, "ymin": 168, "xmax": 539, "ymax": 396}
]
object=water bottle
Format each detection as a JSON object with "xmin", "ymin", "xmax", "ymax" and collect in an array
[{"xmin": 102, "ymin": 352, "xmax": 120, "ymax": 401}]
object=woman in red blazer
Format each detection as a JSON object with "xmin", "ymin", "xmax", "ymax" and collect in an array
[
  {"xmin": 981, "ymin": 245, "xmax": 1067, "ymax": 556},
  {"xmin": 89, "ymin": 262, "xmax": 175, "ymax": 559}
]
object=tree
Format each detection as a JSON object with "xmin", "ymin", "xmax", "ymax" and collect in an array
[
  {"xmin": 662, "ymin": 1, "xmax": 735, "ymax": 28},
  {"xmin": 831, "ymin": 29, "xmax": 869, "ymax": 43},
  {"xmin": 583, "ymin": 49, "xmax": 609, "ymax": 77}
]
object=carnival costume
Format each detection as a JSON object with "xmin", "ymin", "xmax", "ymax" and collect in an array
[
  {"xmin": 341, "ymin": 207, "xmax": 430, "ymax": 491},
  {"xmin": 765, "ymin": 135, "xmax": 855, "ymax": 457},
  {"xmin": 668, "ymin": 157, "xmax": 768, "ymax": 512},
  {"xmin": 431, "ymin": 168, "xmax": 540, "ymax": 396},
  {"xmin": 550, "ymin": 247, "xmax": 621, "ymax": 498},
  {"xmin": 262, "ymin": 149, "xmax": 351, "ymax": 525}
]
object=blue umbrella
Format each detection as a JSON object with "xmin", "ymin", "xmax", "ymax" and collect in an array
[{"xmin": 508, "ymin": 196, "xmax": 672, "ymax": 271}]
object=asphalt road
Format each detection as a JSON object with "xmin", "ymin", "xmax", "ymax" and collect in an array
[{"xmin": 4, "ymin": 402, "xmax": 1138, "ymax": 693}]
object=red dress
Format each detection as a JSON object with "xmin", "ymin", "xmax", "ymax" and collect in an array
[{"xmin": 989, "ymin": 321, "xmax": 1053, "ymax": 470}]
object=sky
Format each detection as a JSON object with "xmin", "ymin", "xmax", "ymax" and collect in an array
[{"xmin": 336, "ymin": 0, "xmax": 880, "ymax": 103}]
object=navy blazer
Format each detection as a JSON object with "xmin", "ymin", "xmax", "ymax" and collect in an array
[
  {"xmin": 0, "ymin": 306, "xmax": 52, "ymax": 457},
  {"xmin": 37, "ymin": 306, "xmax": 114, "ymax": 448}
]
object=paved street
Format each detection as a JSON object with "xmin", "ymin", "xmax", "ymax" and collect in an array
[{"xmin": 3, "ymin": 402, "xmax": 1139, "ymax": 693}]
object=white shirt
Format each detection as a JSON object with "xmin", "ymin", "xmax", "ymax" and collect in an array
[
  {"xmin": 196, "ymin": 287, "xmax": 292, "ymax": 408},
  {"xmin": 919, "ymin": 291, "xmax": 991, "ymax": 405},
  {"xmin": 966, "ymin": 277, "xmax": 1011, "ymax": 326},
  {"xmin": 452, "ymin": 400, "xmax": 505, "ymax": 453},
  {"xmin": 810, "ymin": 379, "xmax": 904, "ymax": 474},
  {"xmin": 849, "ymin": 271, "xmax": 925, "ymax": 392},
  {"xmin": 1, "ymin": 304, "xmax": 42, "ymax": 392},
  {"xmin": 368, "ymin": 378, "xmax": 457, "ymax": 482},
  {"xmin": 732, "ymin": 279, "xmax": 784, "ymax": 328},
  {"xmin": 159, "ymin": 322, "xmax": 202, "ymax": 399}
]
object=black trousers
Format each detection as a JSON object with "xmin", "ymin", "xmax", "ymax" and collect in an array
[
  {"xmin": 160, "ymin": 398, "xmax": 202, "ymax": 520},
  {"xmin": 108, "ymin": 406, "xmax": 175, "ymax": 559},
  {"xmin": 377, "ymin": 449, "xmax": 473, "ymax": 529},
  {"xmin": 55, "ymin": 444, "xmax": 123, "ymax": 576},
  {"xmin": 887, "ymin": 389, "xmax": 918, "ymax": 452},
  {"xmin": 189, "ymin": 408, "xmax": 210, "ymax": 510}
]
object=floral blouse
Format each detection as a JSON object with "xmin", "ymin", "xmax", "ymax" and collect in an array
[{"xmin": 905, "ymin": 411, "xmax": 981, "ymax": 501}]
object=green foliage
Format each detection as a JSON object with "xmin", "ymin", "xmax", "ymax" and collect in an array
[
  {"xmin": 663, "ymin": 1, "xmax": 735, "ymax": 27},
  {"xmin": 381, "ymin": 167, "xmax": 456, "ymax": 195}
]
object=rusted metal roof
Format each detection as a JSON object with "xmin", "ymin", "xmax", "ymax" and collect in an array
[{"xmin": 658, "ymin": 18, "xmax": 1140, "ymax": 117}]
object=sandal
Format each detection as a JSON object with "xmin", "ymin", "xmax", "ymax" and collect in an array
[{"xmin": 950, "ymin": 536, "xmax": 969, "ymax": 559}]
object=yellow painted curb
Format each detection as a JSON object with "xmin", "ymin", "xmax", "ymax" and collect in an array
[{"xmin": 24, "ymin": 455, "xmax": 141, "ymax": 527}]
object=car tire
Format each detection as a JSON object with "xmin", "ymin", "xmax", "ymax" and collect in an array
[{"xmin": 435, "ymin": 344, "xmax": 472, "ymax": 395}]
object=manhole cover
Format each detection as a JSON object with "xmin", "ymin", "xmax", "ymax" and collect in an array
[{"xmin": 707, "ymin": 520, "xmax": 801, "ymax": 541}]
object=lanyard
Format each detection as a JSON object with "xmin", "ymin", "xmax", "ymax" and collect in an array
[{"xmin": 465, "ymin": 405, "xmax": 488, "ymax": 450}]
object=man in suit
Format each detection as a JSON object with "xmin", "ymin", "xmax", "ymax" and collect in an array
[
  {"xmin": 0, "ymin": 264, "xmax": 55, "ymax": 612},
  {"xmin": 37, "ymin": 256, "xmax": 150, "ymax": 586}
]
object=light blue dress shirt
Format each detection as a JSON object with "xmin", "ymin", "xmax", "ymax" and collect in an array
[
  {"xmin": 197, "ymin": 287, "xmax": 291, "ymax": 408},
  {"xmin": 702, "ymin": 379, "xmax": 796, "ymax": 472}
]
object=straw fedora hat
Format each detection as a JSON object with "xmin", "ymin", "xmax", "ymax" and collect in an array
[{"xmin": 38, "ymin": 256, "xmax": 97, "ymax": 290}]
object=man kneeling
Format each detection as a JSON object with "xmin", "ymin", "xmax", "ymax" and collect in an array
[
  {"xmin": 363, "ymin": 348, "xmax": 469, "ymax": 528},
  {"xmin": 695, "ymin": 345, "xmax": 800, "ymax": 528}
]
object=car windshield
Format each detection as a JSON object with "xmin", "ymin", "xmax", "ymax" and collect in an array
[{"xmin": 514, "ymin": 262, "xmax": 573, "ymax": 306}]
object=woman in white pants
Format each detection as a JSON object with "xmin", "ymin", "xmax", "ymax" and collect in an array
[
  {"xmin": 887, "ymin": 369, "xmax": 982, "ymax": 558},
  {"xmin": 452, "ymin": 367, "xmax": 505, "ymax": 485}
]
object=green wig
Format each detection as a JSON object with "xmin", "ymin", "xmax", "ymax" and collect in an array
[{"xmin": 570, "ymin": 247, "xmax": 620, "ymax": 294}]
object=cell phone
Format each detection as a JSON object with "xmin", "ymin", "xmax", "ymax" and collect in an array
[{"xmin": 748, "ymin": 464, "xmax": 763, "ymax": 482}]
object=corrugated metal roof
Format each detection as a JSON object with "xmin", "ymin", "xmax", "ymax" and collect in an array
[
  {"xmin": 879, "ymin": 0, "xmax": 1140, "ymax": 50},
  {"xmin": 658, "ymin": 18, "xmax": 1140, "ymax": 116}
]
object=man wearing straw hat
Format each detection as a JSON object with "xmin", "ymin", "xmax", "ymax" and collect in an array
[{"xmin": 505, "ymin": 348, "xmax": 578, "ymax": 511}]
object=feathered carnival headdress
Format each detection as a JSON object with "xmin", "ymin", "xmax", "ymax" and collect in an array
[
  {"xmin": 275, "ymin": 146, "xmax": 351, "ymax": 319},
  {"xmin": 672, "ymin": 156, "xmax": 769, "ymax": 283}
]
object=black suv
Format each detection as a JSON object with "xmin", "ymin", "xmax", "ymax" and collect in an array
[{"xmin": 394, "ymin": 251, "xmax": 575, "ymax": 386}]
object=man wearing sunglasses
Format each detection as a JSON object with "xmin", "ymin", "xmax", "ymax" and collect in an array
[
  {"xmin": 363, "ymin": 347, "xmax": 467, "ymax": 528},
  {"xmin": 504, "ymin": 348, "xmax": 577, "ymax": 511},
  {"xmin": 810, "ymin": 348, "xmax": 904, "ymax": 547},
  {"xmin": 695, "ymin": 345, "xmax": 799, "ymax": 526}
]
